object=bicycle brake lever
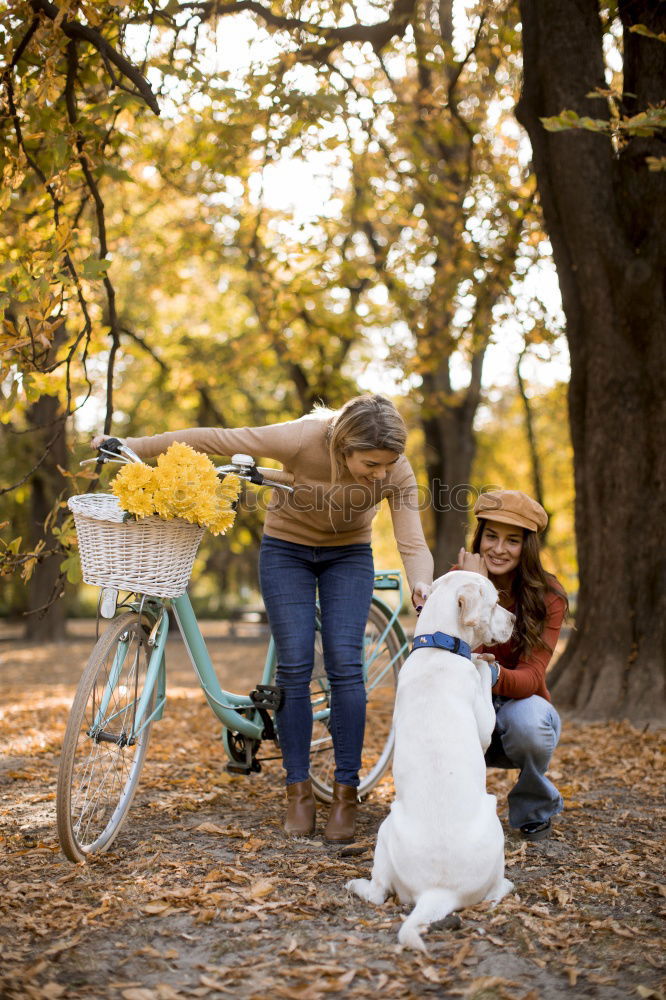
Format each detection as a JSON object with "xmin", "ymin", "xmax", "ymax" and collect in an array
[
  {"xmin": 80, "ymin": 441, "xmax": 143, "ymax": 467},
  {"xmin": 99, "ymin": 437, "xmax": 124, "ymax": 454}
]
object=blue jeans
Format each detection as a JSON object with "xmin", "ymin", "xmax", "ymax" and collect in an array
[
  {"xmin": 259, "ymin": 535, "xmax": 375, "ymax": 788},
  {"xmin": 485, "ymin": 695, "xmax": 564, "ymax": 829}
]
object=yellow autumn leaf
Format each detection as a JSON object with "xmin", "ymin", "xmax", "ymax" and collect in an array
[
  {"xmin": 193, "ymin": 821, "xmax": 228, "ymax": 835},
  {"xmin": 249, "ymin": 878, "xmax": 275, "ymax": 899},
  {"xmin": 142, "ymin": 902, "xmax": 171, "ymax": 915}
]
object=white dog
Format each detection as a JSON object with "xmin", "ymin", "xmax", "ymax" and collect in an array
[{"xmin": 347, "ymin": 571, "xmax": 515, "ymax": 951}]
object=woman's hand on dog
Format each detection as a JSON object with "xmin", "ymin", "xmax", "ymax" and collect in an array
[
  {"xmin": 474, "ymin": 652, "xmax": 501, "ymax": 686},
  {"xmin": 457, "ymin": 549, "xmax": 488, "ymax": 577},
  {"xmin": 411, "ymin": 581, "xmax": 432, "ymax": 613}
]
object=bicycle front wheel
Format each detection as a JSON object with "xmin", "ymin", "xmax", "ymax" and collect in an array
[
  {"xmin": 57, "ymin": 613, "xmax": 157, "ymax": 862},
  {"xmin": 309, "ymin": 600, "xmax": 406, "ymax": 803}
]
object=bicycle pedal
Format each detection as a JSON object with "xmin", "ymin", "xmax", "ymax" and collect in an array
[
  {"xmin": 225, "ymin": 760, "xmax": 262, "ymax": 776},
  {"xmin": 250, "ymin": 684, "xmax": 284, "ymax": 711}
]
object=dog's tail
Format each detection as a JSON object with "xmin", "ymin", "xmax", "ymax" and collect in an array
[{"xmin": 398, "ymin": 889, "xmax": 459, "ymax": 953}]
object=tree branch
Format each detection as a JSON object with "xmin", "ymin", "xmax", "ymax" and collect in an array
[
  {"xmin": 188, "ymin": 0, "xmax": 417, "ymax": 54},
  {"xmin": 10, "ymin": 16, "xmax": 40, "ymax": 68},
  {"xmin": 0, "ymin": 428, "xmax": 66, "ymax": 496},
  {"xmin": 121, "ymin": 326, "xmax": 169, "ymax": 372},
  {"xmin": 29, "ymin": 0, "xmax": 160, "ymax": 114}
]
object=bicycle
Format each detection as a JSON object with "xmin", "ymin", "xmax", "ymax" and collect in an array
[{"xmin": 57, "ymin": 441, "xmax": 409, "ymax": 862}]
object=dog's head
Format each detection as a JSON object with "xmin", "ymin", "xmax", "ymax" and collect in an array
[
  {"xmin": 456, "ymin": 573, "xmax": 514, "ymax": 647},
  {"xmin": 423, "ymin": 571, "xmax": 515, "ymax": 648}
]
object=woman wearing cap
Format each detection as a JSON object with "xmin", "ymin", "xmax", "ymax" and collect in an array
[{"xmin": 457, "ymin": 490, "xmax": 567, "ymax": 841}]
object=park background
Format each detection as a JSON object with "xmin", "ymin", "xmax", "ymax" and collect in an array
[
  {"xmin": 3, "ymin": 0, "xmax": 663, "ymax": 722},
  {"xmin": 0, "ymin": 4, "xmax": 664, "ymax": 998}
]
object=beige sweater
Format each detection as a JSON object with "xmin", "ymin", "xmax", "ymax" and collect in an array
[{"xmin": 125, "ymin": 414, "xmax": 434, "ymax": 590}]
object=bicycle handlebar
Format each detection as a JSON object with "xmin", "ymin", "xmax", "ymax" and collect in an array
[
  {"xmin": 85, "ymin": 440, "xmax": 294, "ymax": 492},
  {"xmin": 215, "ymin": 457, "xmax": 294, "ymax": 492},
  {"xmin": 256, "ymin": 466, "xmax": 295, "ymax": 487}
]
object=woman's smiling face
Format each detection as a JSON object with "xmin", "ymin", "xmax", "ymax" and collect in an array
[
  {"xmin": 479, "ymin": 521, "xmax": 524, "ymax": 578},
  {"xmin": 345, "ymin": 449, "xmax": 399, "ymax": 484}
]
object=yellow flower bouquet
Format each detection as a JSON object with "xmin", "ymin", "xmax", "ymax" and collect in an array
[{"xmin": 111, "ymin": 443, "xmax": 241, "ymax": 536}]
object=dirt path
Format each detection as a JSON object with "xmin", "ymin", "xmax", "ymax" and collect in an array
[{"xmin": 0, "ymin": 626, "xmax": 664, "ymax": 1000}]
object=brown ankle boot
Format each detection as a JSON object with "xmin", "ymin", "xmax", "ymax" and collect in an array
[
  {"xmin": 324, "ymin": 782, "xmax": 358, "ymax": 844},
  {"xmin": 284, "ymin": 779, "xmax": 316, "ymax": 836}
]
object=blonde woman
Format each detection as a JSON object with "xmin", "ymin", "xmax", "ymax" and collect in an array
[{"xmin": 94, "ymin": 394, "xmax": 433, "ymax": 842}]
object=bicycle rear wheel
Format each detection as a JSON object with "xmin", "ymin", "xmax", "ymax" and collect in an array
[
  {"xmin": 57, "ymin": 612, "xmax": 157, "ymax": 862},
  {"xmin": 309, "ymin": 600, "xmax": 405, "ymax": 803}
]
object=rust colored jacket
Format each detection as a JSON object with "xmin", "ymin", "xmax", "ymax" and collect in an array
[{"xmin": 482, "ymin": 586, "xmax": 567, "ymax": 701}]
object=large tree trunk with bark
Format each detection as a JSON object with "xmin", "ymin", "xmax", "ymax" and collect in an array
[
  {"xmin": 26, "ymin": 394, "xmax": 68, "ymax": 641},
  {"xmin": 24, "ymin": 321, "xmax": 69, "ymax": 641},
  {"xmin": 517, "ymin": 0, "xmax": 666, "ymax": 720},
  {"xmin": 421, "ymin": 355, "xmax": 483, "ymax": 572}
]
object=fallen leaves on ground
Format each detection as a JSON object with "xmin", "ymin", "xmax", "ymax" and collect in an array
[{"xmin": 0, "ymin": 631, "xmax": 664, "ymax": 999}]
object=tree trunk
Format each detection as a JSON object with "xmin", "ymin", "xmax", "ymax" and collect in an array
[
  {"xmin": 421, "ymin": 358, "xmax": 482, "ymax": 572},
  {"xmin": 517, "ymin": 0, "xmax": 666, "ymax": 720},
  {"xmin": 516, "ymin": 348, "xmax": 549, "ymax": 545},
  {"xmin": 26, "ymin": 395, "xmax": 68, "ymax": 641}
]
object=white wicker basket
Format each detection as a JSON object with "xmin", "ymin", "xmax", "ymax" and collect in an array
[{"xmin": 68, "ymin": 494, "xmax": 204, "ymax": 598}]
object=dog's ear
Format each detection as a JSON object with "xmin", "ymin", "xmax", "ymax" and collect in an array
[{"xmin": 457, "ymin": 581, "xmax": 485, "ymax": 628}]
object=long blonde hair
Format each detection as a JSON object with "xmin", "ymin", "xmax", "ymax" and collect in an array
[{"xmin": 325, "ymin": 394, "xmax": 407, "ymax": 480}]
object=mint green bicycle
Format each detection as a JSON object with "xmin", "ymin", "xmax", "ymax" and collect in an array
[{"xmin": 56, "ymin": 441, "xmax": 409, "ymax": 863}]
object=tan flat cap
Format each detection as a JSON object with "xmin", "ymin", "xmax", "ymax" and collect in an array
[{"xmin": 474, "ymin": 490, "xmax": 548, "ymax": 533}]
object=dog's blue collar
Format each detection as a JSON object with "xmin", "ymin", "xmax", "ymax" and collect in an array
[
  {"xmin": 411, "ymin": 633, "xmax": 500, "ymax": 684},
  {"xmin": 411, "ymin": 631, "xmax": 472, "ymax": 660}
]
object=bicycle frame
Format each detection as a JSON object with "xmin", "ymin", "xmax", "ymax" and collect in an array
[
  {"xmin": 171, "ymin": 593, "xmax": 263, "ymax": 740},
  {"xmin": 96, "ymin": 569, "xmax": 408, "ymax": 745},
  {"xmin": 266, "ymin": 570, "xmax": 408, "ymax": 725},
  {"xmin": 366, "ymin": 572, "xmax": 409, "ymax": 689},
  {"xmin": 89, "ymin": 608, "xmax": 169, "ymax": 743}
]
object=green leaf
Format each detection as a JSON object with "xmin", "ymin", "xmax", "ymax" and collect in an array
[
  {"xmin": 629, "ymin": 24, "xmax": 666, "ymax": 43},
  {"xmin": 96, "ymin": 163, "xmax": 135, "ymax": 183},
  {"xmin": 0, "ymin": 379, "xmax": 19, "ymax": 422},
  {"xmin": 623, "ymin": 108, "xmax": 666, "ymax": 132},
  {"xmin": 50, "ymin": 133, "xmax": 71, "ymax": 171},
  {"xmin": 540, "ymin": 110, "xmax": 581, "ymax": 132},
  {"xmin": 60, "ymin": 552, "xmax": 82, "ymax": 585},
  {"xmin": 22, "ymin": 374, "xmax": 40, "ymax": 404},
  {"xmin": 541, "ymin": 111, "xmax": 609, "ymax": 134},
  {"xmin": 112, "ymin": 92, "xmax": 143, "ymax": 108},
  {"xmin": 82, "ymin": 257, "xmax": 111, "ymax": 280},
  {"xmin": 578, "ymin": 116, "xmax": 611, "ymax": 132}
]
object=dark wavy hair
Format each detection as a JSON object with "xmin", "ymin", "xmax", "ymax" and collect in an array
[{"xmin": 471, "ymin": 520, "xmax": 568, "ymax": 659}]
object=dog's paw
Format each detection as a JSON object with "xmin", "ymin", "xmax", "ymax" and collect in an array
[
  {"xmin": 346, "ymin": 877, "xmax": 365, "ymax": 898},
  {"xmin": 491, "ymin": 878, "xmax": 514, "ymax": 905},
  {"xmin": 346, "ymin": 878, "xmax": 387, "ymax": 905},
  {"xmin": 398, "ymin": 923, "xmax": 428, "ymax": 953}
]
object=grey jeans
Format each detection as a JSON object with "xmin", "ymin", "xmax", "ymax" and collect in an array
[{"xmin": 485, "ymin": 694, "xmax": 564, "ymax": 829}]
